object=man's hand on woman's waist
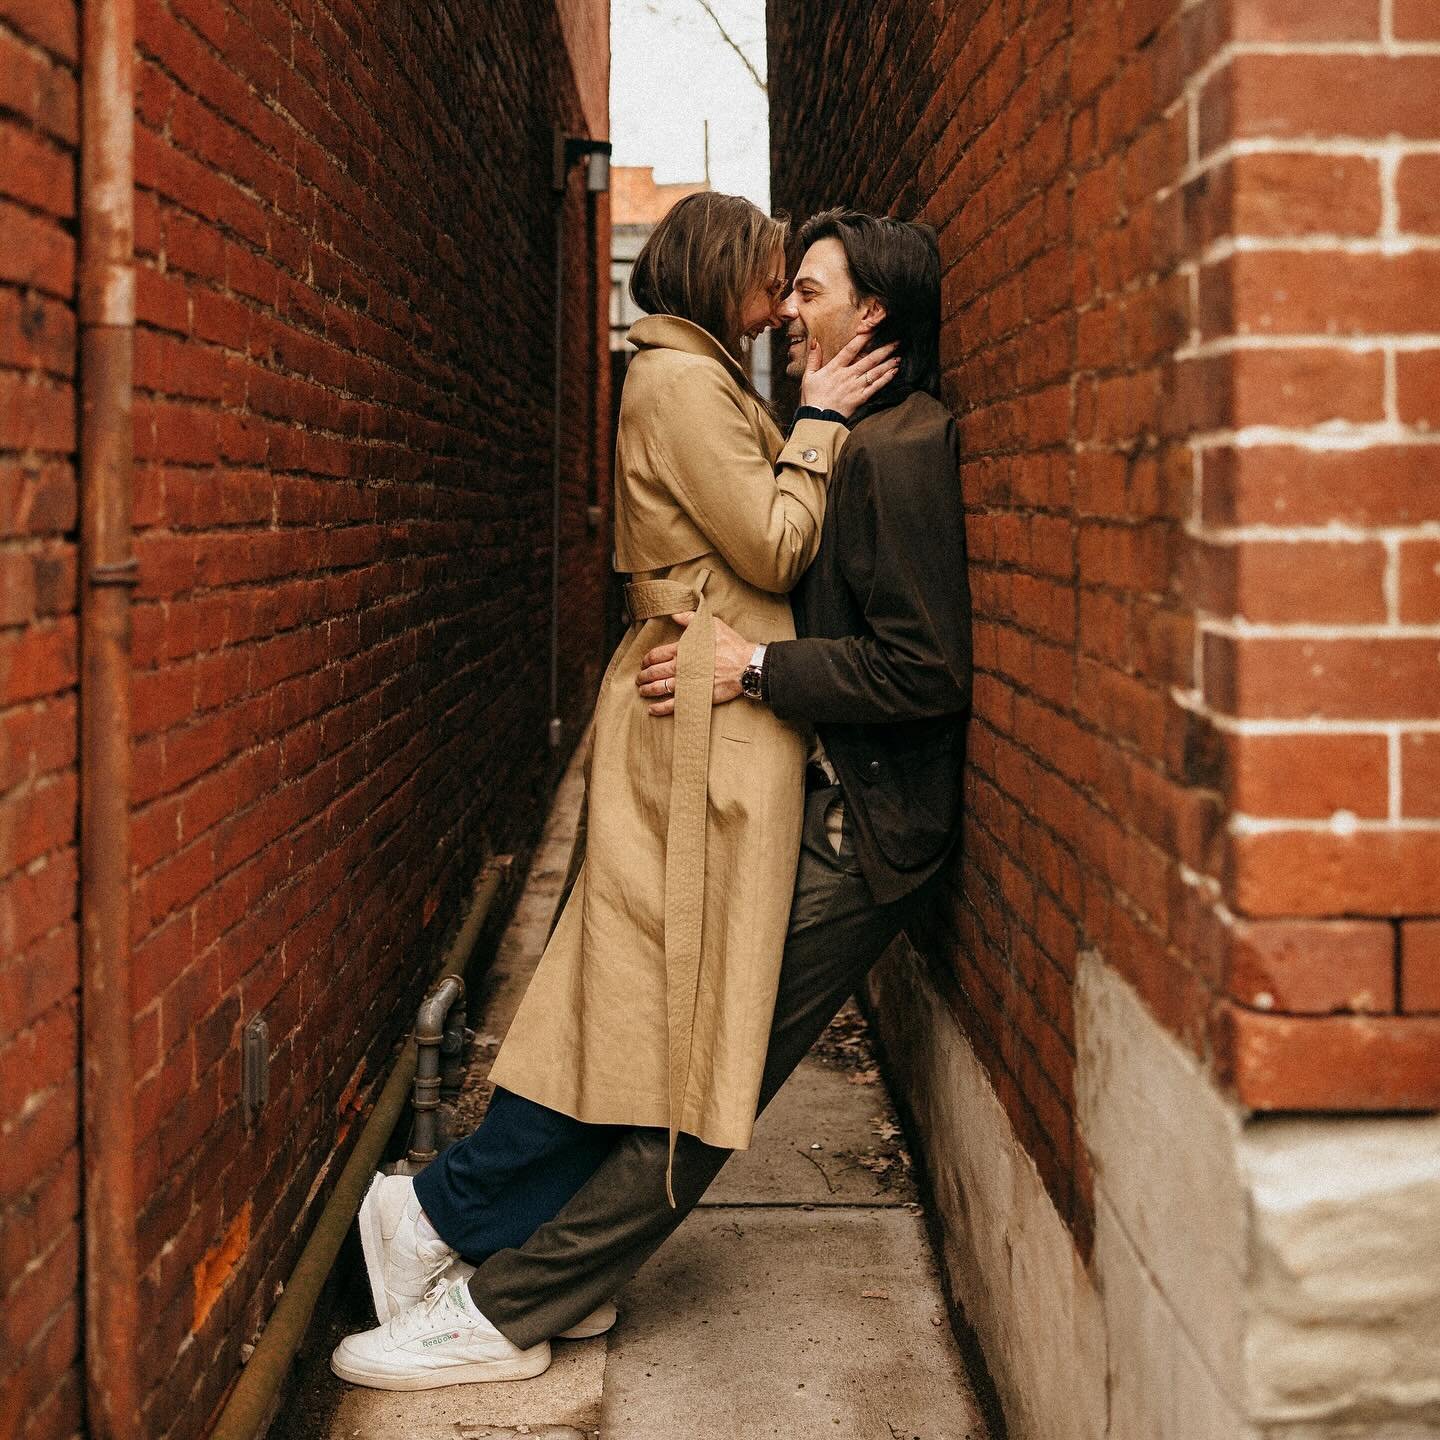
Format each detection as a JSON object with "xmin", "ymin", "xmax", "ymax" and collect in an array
[{"xmin": 637, "ymin": 611, "xmax": 759, "ymax": 717}]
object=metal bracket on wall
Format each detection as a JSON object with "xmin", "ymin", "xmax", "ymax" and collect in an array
[
  {"xmin": 552, "ymin": 129, "xmax": 612, "ymax": 193},
  {"xmin": 243, "ymin": 1014, "xmax": 269, "ymax": 1120}
]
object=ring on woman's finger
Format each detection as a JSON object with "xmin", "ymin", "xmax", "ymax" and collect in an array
[{"xmin": 666, "ymin": 677, "xmax": 674, "ymax": 694}]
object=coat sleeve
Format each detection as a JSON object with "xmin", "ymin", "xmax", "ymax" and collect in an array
[
  {"xmin": 763, "ymin": 425, "xmax": 972, "ymax": 724},
  {"xmin": 653, "ymin": 360, "xmax": 845, "ymax": 593}
]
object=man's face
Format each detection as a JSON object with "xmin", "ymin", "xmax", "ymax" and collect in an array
[{"xmin": 778, "ymin": 236, "xmax": 869, "ymax": 379}]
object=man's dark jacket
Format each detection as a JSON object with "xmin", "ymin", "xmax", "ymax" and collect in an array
[{"xmin": 763, "ymin": 385, "xmax": 972, "ymax": 905}]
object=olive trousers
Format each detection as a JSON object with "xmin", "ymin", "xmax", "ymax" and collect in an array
[{"xmin": 468, "ymin": 782, "xmax": 921, "ymax": 1350}]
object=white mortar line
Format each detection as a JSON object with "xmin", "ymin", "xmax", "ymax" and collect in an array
[
  {"xmin": 1179, "ymin": 335, "xmax": 1440, "ymax": 357},
  {"xmin": 1164, "ymin": 137, "xmax": 1440, "ymax": 204},
  {"xmin": 1169, "ymin": 702, "xmax": 1440, "ymax": 738},
  {"xmin": 1193, "ymin": 425, "xmax": 1439, "ymax": 450},
  {"xmin": 1384, "ymin": 536, "xmax": 1403, "ymax": 623},
  {"xmin": 1228, "ymin": 814, "xmax": 1440, "ymax": 834},
  {"xmin": 1187, "ymin": 522, "xmax": 1440, "ymax": 543},
  {"xmin": 1201, "ymin": 234, "xmax": 1440, "ymax": 259},
  {"xmin": 1381, "ymin": 149, "xmax": 1402, "ymax": 241},
  {"xmin": 1217, "ymin": 39, "xmax": 1440, "ymax": 56},
  {"xmin": 1200, "ymin": 618, "xmax": 1440, "ymax": 638},
  {"xmin": 1185, "ymin": 260, "xmax": 1202, "ymax": 352}
]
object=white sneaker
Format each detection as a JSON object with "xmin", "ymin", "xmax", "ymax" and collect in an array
[
  {"xmin": 358, "ymin": 1174, "xmax": 458, "ymax": 1323},
  {"xmin": 330, "ymin": 1277, "xmax": 551, "ymax": 1390},
  {"xmin": 557, "ymin": 1299, "xmax": 618, "ymax": 1339},
  {"xmin": 437, "ymin": 1258, "xmax": 616, "ymax": 1341}
]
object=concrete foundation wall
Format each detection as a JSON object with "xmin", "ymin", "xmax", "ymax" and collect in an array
[{"xmin": 869, "ymin": 945, "xmax": 1440, "ymax": 1440}]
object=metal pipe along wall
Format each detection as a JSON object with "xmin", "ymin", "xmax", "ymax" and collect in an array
[{"xmin": 78, "ymin": 0, "xmax": 141, "ymax": 1432}]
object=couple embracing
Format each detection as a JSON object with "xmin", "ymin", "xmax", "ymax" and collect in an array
[{"xmin": 332, "ymin": 194, "xmax": 972, "ymax": 1390}]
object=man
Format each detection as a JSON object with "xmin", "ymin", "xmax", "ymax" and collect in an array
[{"xmin": 331, "ymin": 210, "xmax": 971, "ymax": 1388}]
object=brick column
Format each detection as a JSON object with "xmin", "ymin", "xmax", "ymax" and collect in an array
[{"xmin": 1179, "ymin": 0, "xmax": 1440, "ymax": 1106}]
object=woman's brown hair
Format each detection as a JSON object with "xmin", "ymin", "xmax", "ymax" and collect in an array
[{"xmin": 629, "ymin": 191, "xmax": 787, "ymax": 376}]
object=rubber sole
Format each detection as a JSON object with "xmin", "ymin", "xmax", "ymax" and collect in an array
[
  {"xmin": 329, "ymin": 1341, "xmax": 552, "ymax": 1391},
  {"xmin": 557, "ymin": 1300, "xmax": 618, "ymax": 1340},
  {"xmin": 357, "ymin": 1176, "xmax": 394, "ymax": 1325}
]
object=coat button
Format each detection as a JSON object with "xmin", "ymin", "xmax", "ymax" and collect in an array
[
  {"xmin": 801, "ymin": 447, "xmax": 819, "ymax": 463},
  {"xmin": 864, "ymin": 759, "xmax": 881, "ymax": 781}
]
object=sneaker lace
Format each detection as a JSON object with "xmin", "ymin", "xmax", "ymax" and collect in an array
[{"xmin": 387, "ymin": 1277, "xmax": 459, "ymax": 1343}]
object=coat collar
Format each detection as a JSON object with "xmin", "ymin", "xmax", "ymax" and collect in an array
[
  {"xmin": 627, "ymin": 315, "xmax": 751, "ymax": 388},
  {"xmin": 848, "ymin": 380, "xmax": 917, "ymax": 429}
]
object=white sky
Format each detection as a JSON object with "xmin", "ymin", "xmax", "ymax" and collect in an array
[{"xmin": 610, "ymin": 0, "xmax": 770, "ymax": 210}]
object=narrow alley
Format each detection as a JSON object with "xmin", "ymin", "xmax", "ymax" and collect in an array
[
  {"xmin": 278, "ymin": 755, "xmax": 992, "ymax": 1440},
  {"xmin": 2, "ymin": 1, "xmax": 1437, "ymax": 1439}
]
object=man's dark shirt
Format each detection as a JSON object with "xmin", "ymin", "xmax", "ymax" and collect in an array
[{"xmin": 764, "ymin": 384, "xmax": 971, "ymax": 904}]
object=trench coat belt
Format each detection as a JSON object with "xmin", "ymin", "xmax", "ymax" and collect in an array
[{"xmin": 623, "ymin": 571, "xmax": 715, "ymax": 1206}]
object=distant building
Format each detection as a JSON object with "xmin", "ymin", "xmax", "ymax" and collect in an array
[
  {"xmin": 610, "ymin": 165, "xmax": 772, "ymax": 400},
  {"xmin": 610, "ymin": 166, "xmax": 710, "ymax": 350}
]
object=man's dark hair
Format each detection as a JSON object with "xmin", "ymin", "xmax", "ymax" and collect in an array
[{"xmin": 795, "ymin": 208, "xmax": 941, "ymax": 397}]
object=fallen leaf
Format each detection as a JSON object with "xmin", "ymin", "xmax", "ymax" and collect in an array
[
  {"xmin": 860, "ymin": 1289, "xmax": 891, "ymax": 1300},
  {"xmin": 846, "ymin": 1067, "xmax": 880, "ymax": 1086}
]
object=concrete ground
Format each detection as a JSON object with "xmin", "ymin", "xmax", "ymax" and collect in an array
[{"xmin": 322, "ymin": 753, "xmax": 991, "ymax": 1440}]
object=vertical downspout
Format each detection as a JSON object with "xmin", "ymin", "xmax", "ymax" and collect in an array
[
  {"xmin": 548, "ymin": 134, "xmax": 609, "ymax": 756},
  {"xmin": 78, "ymin": 0, "xmax": 141, "ymax": 1434},
  {"xmin": 548, "ymin": 186, "xmax": 566, "ymax": 754}
]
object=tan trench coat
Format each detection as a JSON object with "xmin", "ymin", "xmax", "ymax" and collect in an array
[{"xmin": 489, "ymin": 316, "xmax": 846, "ymax": 1181}]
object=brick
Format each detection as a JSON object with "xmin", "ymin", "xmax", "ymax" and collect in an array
[
  {"xmin": 1398, "ymin": 540, "xmax": 1440, "ymax": 624},
  {"xmin": 1226, "ymin": 731, "xmax": 1389, "ymax": 820},
  {"xmin": 1202, "ymin": 445, "xmax": 1440, "ymax": 528},
  {"xmin": 1227, "ymin": 54, "xmax": 1440, "ymax": 142},
  {"xmin": 0, "ymin": 619, "xmax": 76, "ymax": 704},
  {"xmin": 0, "ymin": 371, "xmax": 74, "ymax": 454},
  {"xmin": 0, "ymin": 119, "xmax": 74, "ymax": 217},
  {"xmin": 1230, "ymin": 152, "xmax": 1382, "ymax": 239},
  {"xmin": 1205, "ymin": 633, "xmax": 1440, "ymax": 721},
  {"xmin": 1218, "ymin": 251, "xmax": 1440, "ymax": 338},
  {"xmin": 1396, "ymin": 350, "xmax": 1440, "ymax": 431},
  {"xmin": 2, "ymin": 1, "xmax": 79, "ymax": 62},
  {"xmin": 1393, "ymin": 0, "xmax": 1440, "ymax": 39},
  {"xmin": 1231, "ymin": 348, "xmax": 1386, "ymax": 428},
  {"xmin": 0, "ymin": 198, "xmax": 74, "ymax": 298},
  {"xmin": 1228, "ymin": 828, "xmax": 1440, "ymax": 915},
  {"xmin": 1400, "ymin": 732, "xmax": 1440, "ymax": 818},
  {"xmin": 1230, "ymin": 540, "xmax": 1388, "ymax": 625},
  {"xmin": 1402, "ymin": 921, "xmax": 1440, "ymax": 1012},
  {"xmin": 1233, "ymin": 0, "xmax": 1380, "ymax": 40},
  {"xmin": 1223, "ymin": 1007, "xmax": 1440, "ymax": 1110},
  {"xmin": 1397, "ymin": 155, "xmax": 1440, "ymax": 236},
  {"xmin": 1226, "ymin": 918, "xmax": 1395, "ymax": 1014},
  {"xmin": 0, "ymin": 27, "xmax": 77, "ymax": 142}
]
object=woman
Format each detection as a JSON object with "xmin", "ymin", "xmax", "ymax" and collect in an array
[{"xmin": 336, "ymin": 193, "xmax": 897, "ymax": 1389}]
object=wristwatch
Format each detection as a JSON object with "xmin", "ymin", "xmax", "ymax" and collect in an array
[{"xmin": 740, "ymin": 643, "xmax": 768, "ymax": 701}]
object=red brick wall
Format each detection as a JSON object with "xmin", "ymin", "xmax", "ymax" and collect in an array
[
  {"xmin": 770, "ymin": 0, "xmax": 1440, "ymax": 1248},
  {"xmin": 0, "ymin": 2, "xmax": 611, "ymax": 1435},
  {"xmin": 0, "ymin": 3, "xmax": 84, "ymax": 1435}
]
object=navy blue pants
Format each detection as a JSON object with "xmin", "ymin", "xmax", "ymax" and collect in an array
[{"xmin": 412, "ymin": 1086, "xmax": 624, "ymax": 1263}]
